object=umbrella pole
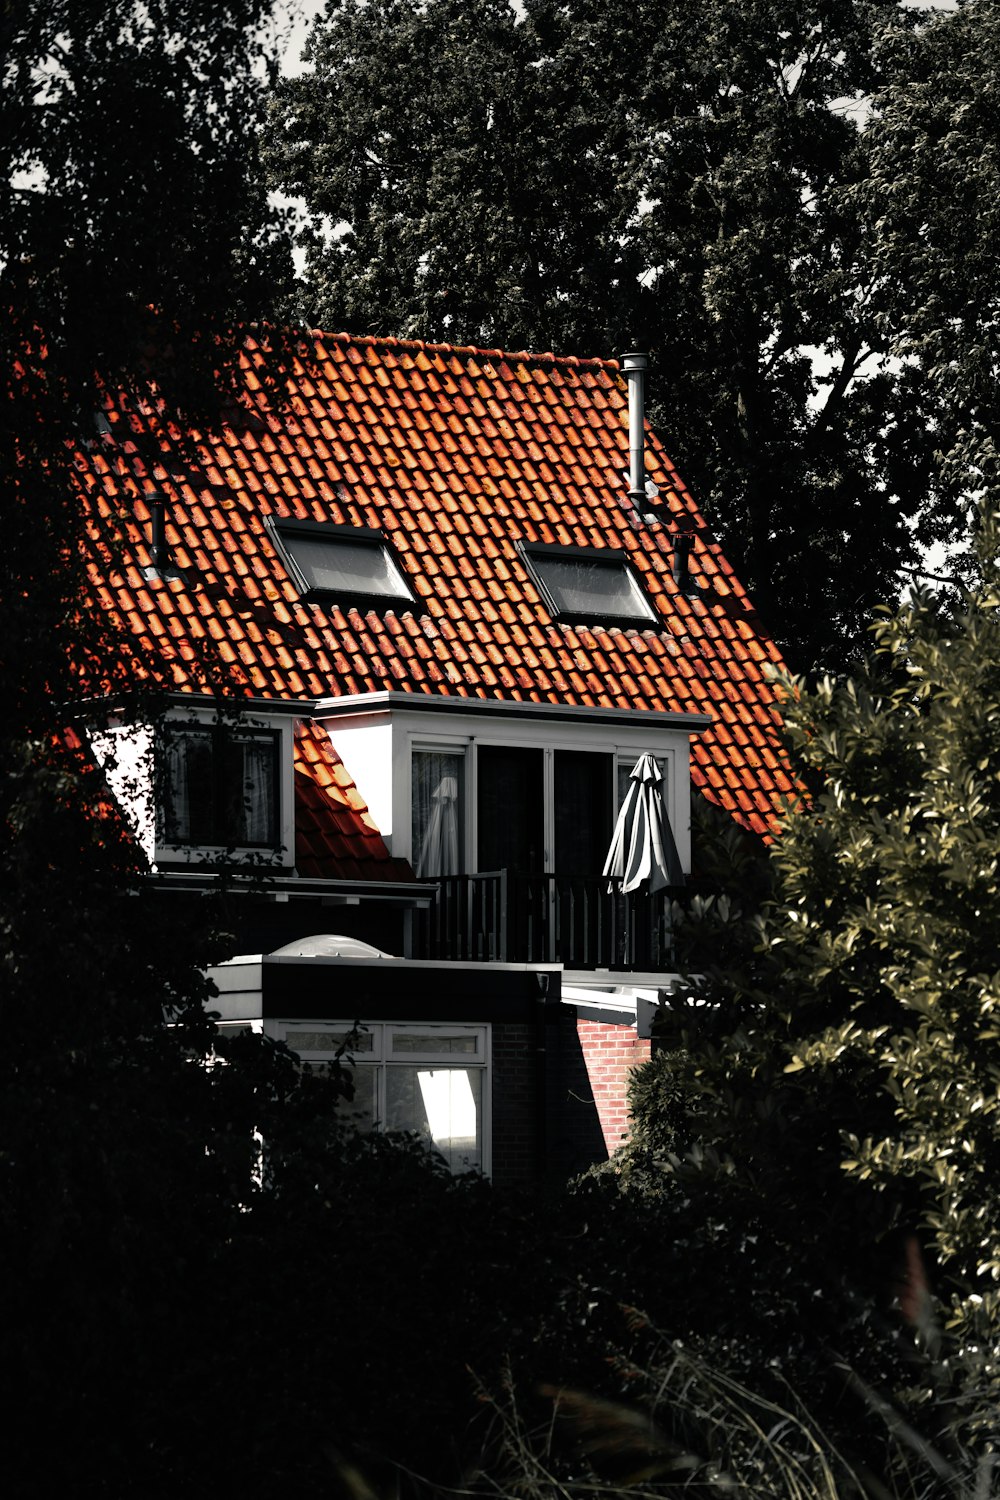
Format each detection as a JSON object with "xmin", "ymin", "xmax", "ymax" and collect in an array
[{"xmin": 617, "ymin": 882, "xmax": 629, "ymax": 967}]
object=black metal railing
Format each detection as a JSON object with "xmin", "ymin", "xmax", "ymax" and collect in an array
[{"xmin": 414, "ymin": 870, "xmax": 680, "ymax": 970}]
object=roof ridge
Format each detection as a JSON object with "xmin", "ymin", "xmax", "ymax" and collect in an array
[{"xmin": 254, "ymin": 325, "xmax": 620, "ymax": 373}]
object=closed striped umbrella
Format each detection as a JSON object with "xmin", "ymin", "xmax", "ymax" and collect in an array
[{"xmin": 602, "ymin": 754, "xmax": 683, "ymax": 893}]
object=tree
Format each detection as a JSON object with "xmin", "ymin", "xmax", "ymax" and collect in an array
[
  {"xmin": 0, "ymin": 6, "xmax": 303, "ymax": 1490},
  {"xmin": 265, "ymin": 0, "xmax": 980, "ymax": 671},
  {"xmin": 257, "ymin": 0, "xmax": 881, "ymax": 669},
  {"xmin": 0, "ymin": 0, "xmax": 297, "ymax": 1058},
  {"xmin": 617, "ymin": 508, "xmax": 1000, "ymax": 1467},
  {"xmin": 857, "ymin": 0, "xmax": 1000, "ymax": 576}
]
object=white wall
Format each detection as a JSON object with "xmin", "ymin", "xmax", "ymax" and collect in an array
[
  {"xmin": 89, "ymin": 722, "xmax": 155, "ymax": 862},
  {"xmin": 315, "ymin": 712, "xmax": 396, "ymax": 845}
]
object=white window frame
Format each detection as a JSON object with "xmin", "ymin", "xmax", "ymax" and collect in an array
[{"xmin": 275, "ymin": 1021, "xmax": 492, "ymax": 1176}]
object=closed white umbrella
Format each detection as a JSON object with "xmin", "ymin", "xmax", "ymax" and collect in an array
[{"xmin": 602, "ymin": 754, "xmax": 683, "ymax": 893}]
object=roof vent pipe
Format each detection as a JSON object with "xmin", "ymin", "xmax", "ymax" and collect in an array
[
  {"xmin": 622, "ymin": 351, "xmax": 649, "ymax": 507},
  {"xmin": 673, "ymin": 531, "xmax": 695, "ymax": 595},
  {"xmin": 143, "ymin": 489, "xmax": 184, "ymax": 583}
]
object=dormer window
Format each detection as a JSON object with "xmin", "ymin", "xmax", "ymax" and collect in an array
[
  {"xmin": 270, "ymin": 519, "xmax": 416, "ymax": 610},
  {"xmin": 519, "ymin": 543, "xmax": 657, "ymax": 626},
  {"xmin": 159, "ymin": 723, "xmax": 280, "ymax": 848}
]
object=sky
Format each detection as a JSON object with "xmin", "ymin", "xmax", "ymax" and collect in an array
[{"xmin": 272, "ymin": 0, "xmax": 327, "ymax": 78}]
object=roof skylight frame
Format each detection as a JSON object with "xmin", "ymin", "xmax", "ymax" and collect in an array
[
  {"xmin": 518, "ymin": 541, "xmax": 660, "ymax": 628},
  {"xmin": 268, "ymin": 517, "xmax": 421, "ymax": 613}
]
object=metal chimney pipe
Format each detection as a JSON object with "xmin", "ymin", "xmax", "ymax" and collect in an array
[{"xmin": 622, "ymin": 351, "xmax": 648, "ymax": 506}]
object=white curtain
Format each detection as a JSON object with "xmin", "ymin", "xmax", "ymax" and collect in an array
[
  {"xmin": 238, "ymin": 739, "xmax": 275, "ymax": 844},
  {"xmin": 163, "ymin": 733, "xmax": 191, "ymax": 842},
  {"xmin": 412, "ymin": 752, "xmax": 463, "ymax": 877}
]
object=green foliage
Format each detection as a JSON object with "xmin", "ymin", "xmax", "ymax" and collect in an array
[
  {"xmin": 1, "ymin": 0, "xmax": 290, "ymax": 403},
  {"xmin": 264, "ymin": 0, "xmax": 1000, "ymax": 669},
  {"xmin": 619, "ymin": 509, "xmax": 1000, "ymax": 1464}
]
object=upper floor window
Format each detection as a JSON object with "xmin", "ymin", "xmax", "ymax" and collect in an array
[
  {"xmin": 519, "ymin": 543, "xmax": 657, "ymax": 626},
  {"xmin": 269, "ymin": 518, "xmax": 416, "ymax": 610},
  {"xmin": 159, "ymin": 723, "xmax": 279, "ymax": 848}
]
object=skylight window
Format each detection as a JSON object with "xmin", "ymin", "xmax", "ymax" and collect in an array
[
  {"xmin": 519, "ymin": 543, "xmax": 657, "ymax": 626},
  {"xmin": 270, "ymin": 519, "xmax": 416, "ymax": 609}
]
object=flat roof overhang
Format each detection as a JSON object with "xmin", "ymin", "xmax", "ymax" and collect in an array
[{"xmin": 208, "ymin": 951, "xmax": 563, "ymax": 1024}]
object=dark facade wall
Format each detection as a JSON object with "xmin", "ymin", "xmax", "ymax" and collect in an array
[
  {"xmin": 490, "ymin": 1022, "xmax": 539, "ymax": 1187},
  {"xmin": 228, "ymin": 902, "xmax": 410, "ymax": 958},
  {"xmin": 144, "ymin": 889, "xmax": 411, "ymax": 960}
]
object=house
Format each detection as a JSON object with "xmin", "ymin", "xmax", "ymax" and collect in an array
[{"xmin": 76, "ymin": 332, "xmax": 794, "ymax": 1182}]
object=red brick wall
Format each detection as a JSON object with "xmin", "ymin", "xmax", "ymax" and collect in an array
[{"xmin": 575, "ymin": 1018, "xmax": 651, "ymax": 1157}]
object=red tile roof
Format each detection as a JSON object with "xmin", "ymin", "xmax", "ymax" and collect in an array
[
  {"xmin": 293, "ymin": 720, "xmax": 414, "ymax": 882},
  {"xmin": 75, "ymin": 331, "xmax": 796, "ymax": 837}
]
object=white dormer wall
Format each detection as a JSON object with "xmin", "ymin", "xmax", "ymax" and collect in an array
[
  {"xmin": 315, "ymin": 693, "xmax": 709, "ymax": 874},
  {"xmin": 90, "ymin": 721, "xmax": 156, "ymax": 863},
  {"xmin": 90, "ymin": 707, "xmax": 297, "ymax": 870}
]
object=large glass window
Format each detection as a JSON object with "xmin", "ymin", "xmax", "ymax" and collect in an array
[
  {"xmin": 554, "ymin": 749, "xmax": 612, "ymax": 872},
  {"xmin": 279, "ymin": 1023, "xmax": 489, "ymax": 1175},
  {"xmin": 159, "ymin": 723, "xmax": 278, "ymax": 848},
  {"xmin": 412, "ymin": 749, "xmax": 465, "ymax": 876}
]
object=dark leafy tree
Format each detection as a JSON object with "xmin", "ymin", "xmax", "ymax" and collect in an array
[
  {"xmin": 266, "ymin": 0, "xmax": 1000, "ymax": 672},
  {"xmin": 0, "ymin": 5, "xmax": 302, "ymax": 1491},
  {"xmin": 2, "ymin": 0, "xmax": 296, "ymax": 720},
  {"xmin": 856, "ymin": 0, "xmax": 1000, "ymax": 574}
]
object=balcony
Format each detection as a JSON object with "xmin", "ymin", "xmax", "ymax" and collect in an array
[{"xmin": 412, "ymin": 870, "xmax": 680, "ymax": 971}]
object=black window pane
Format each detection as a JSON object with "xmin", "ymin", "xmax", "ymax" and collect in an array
[
  {"xmin": 412, "ymin": 750, "xmax": 464, "ymax": 876},
  {"xmin": 162, "ymin": 729, "xmax": 214, "ymax": 844},
  {"xmin": 477, "ymin": 746, "xmax": 543, "ymax": 873},
  {"xmin": 224, "ymin": 734, "xmax": 277, "ymax": 845},
  {"xmin": 161, "ymin": 727, "xmax": 278, "ymax": 848},
  {"xmin": 554, "ymin": 750, "xmax": 612, "ymax": 872}
]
